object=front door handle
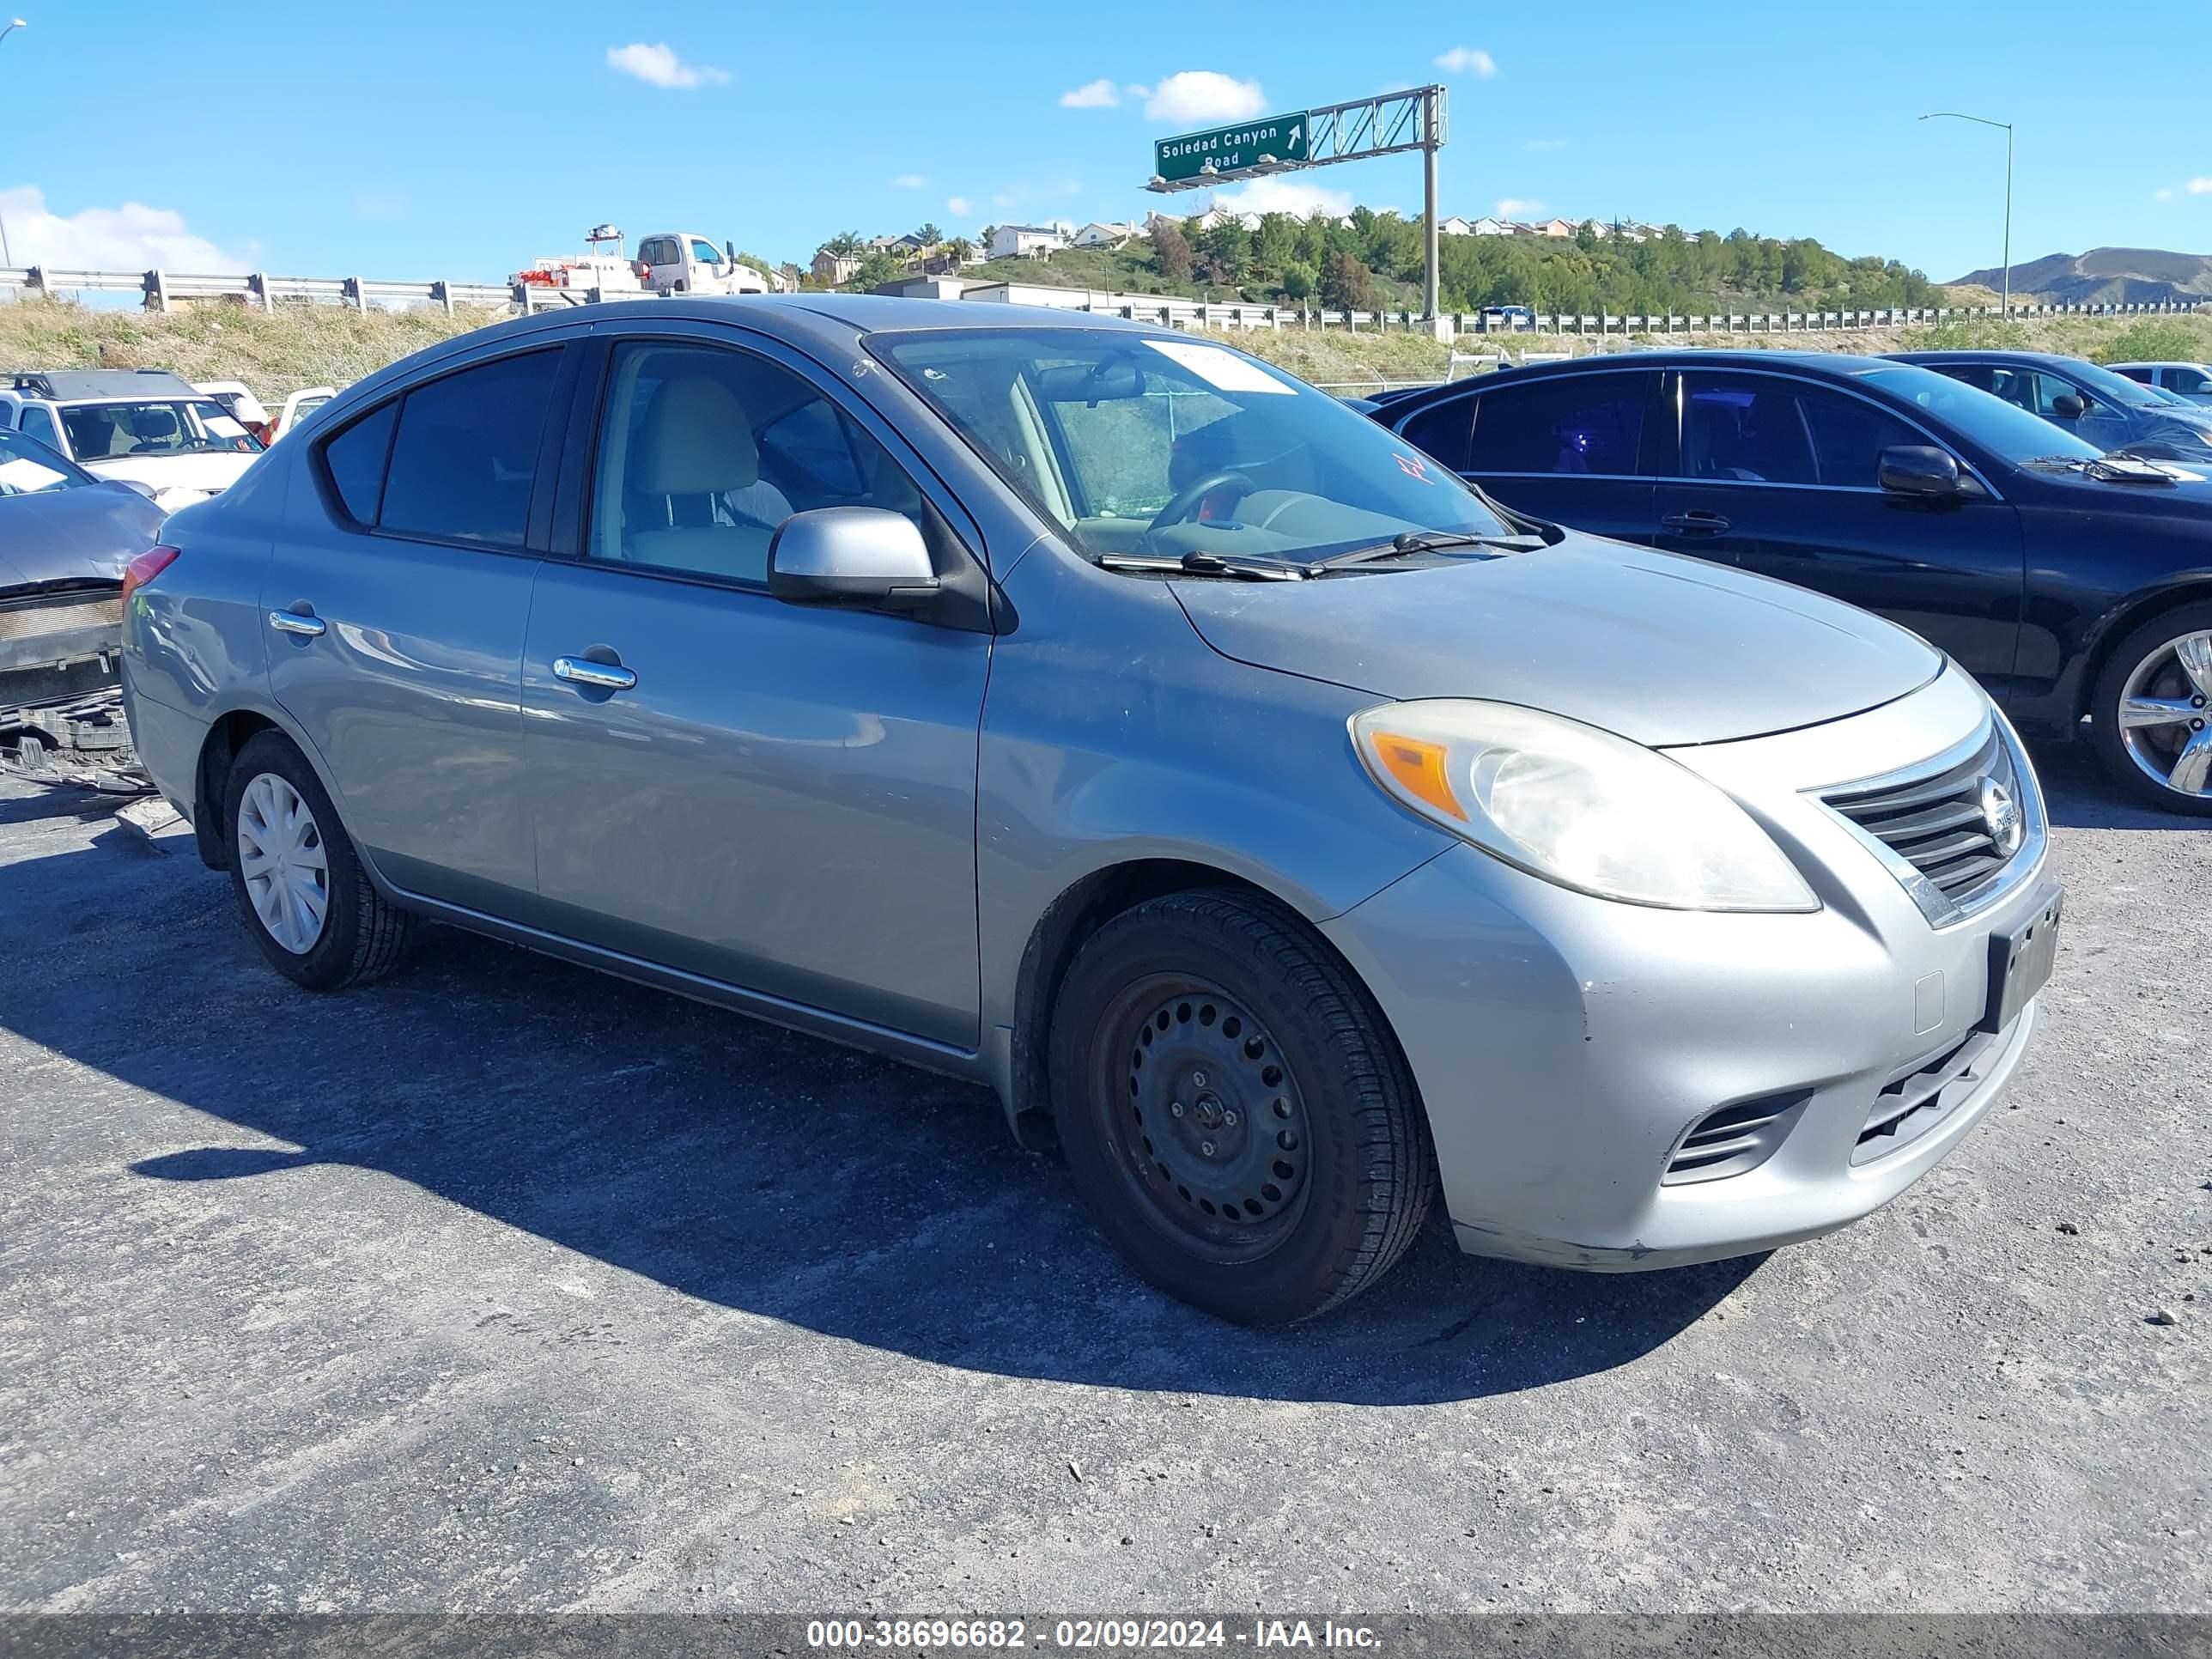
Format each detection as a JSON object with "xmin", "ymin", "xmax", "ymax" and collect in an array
[
  {"xmin": 1660, "ymin": 510, "xmax": 1732, "ymax": 536},
  {"xmin": 269, "ymin": 607, "xmax": 326, "ymax": 637},
  {"xmin": 552, "ymin": 655, "xmax": 637, "ymax": 692}
]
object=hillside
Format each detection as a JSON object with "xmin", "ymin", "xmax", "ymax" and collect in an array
[{"xmin": 1953, "ymin": 246, "xmax": 2212, "ymax": 306}]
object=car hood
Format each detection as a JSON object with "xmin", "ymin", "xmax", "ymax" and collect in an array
[
  {"xmin": 1170, "ymin": 534, "xmax": 1943, "ymax": 746},
  {"xmin": 0, "ymin": 483, "xmax": 167, "ymax": 587},
  {"xmin": 80, "ymin": 452, "xmax": 257, "ymax": 493}
]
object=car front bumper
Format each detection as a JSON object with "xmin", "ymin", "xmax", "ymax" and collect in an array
[{"xmin": 1321, "ymin": 665, "xmax": 2054, "ymax": 1272}]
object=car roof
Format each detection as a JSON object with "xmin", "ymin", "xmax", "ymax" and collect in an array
[
  {"xmin": 1886, "ymin": 349, "xmax": 2083, "ymax": 367},
  {"xmin": 8, "ymin": 368, "xmax": 204, "ymax": 402},
  {"xmin": 1401, "ymin": 348, "xmax": 1900, "ymax": 385},
  {"xmin": 2107, "ymin": 361, "xmax": 2210, "ymax": 371}
]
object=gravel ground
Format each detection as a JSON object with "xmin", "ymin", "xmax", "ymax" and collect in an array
[{"xmin": 0, "ymin": 746, "xmax": 2205, "ymax": 1618}]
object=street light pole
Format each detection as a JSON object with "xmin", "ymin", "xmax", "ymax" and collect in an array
[
  {"xmin": 0, "ymin": 21, "xmax": 21, "ymax": 268},
  {"xmin": 1920, "ymin": 111, "xmax": 2013, "ymax": 317}
]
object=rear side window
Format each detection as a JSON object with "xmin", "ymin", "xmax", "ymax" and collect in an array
[
  {"xmin": 377, "ymin": 349, "xmax": 562, "ymax": 547},
  {"xmin": 1396, "ymin": 393, "xmax": 1474, "ymax": 471},
  {"xmin": 321, "ymin": 402, "xmax": 397, "ymax": 525},
  {"xmin": 2113, "ymin": 366, "xmax": 2154, "ymax": 385},
  {"xmin": 1465, "ymin": 372, "xmax": 1661, "ymax": 476}
]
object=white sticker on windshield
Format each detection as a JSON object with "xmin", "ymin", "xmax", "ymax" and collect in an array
[
  {"xmin": 1143, "ymin": 339, "xmax": 1294, "ymax": 395},
  {"xmin": 0, "ymin": 456, "xmax": 65, "ymax": 491},
  {"xmin": 206, "ymin": 414, "xmax": 249, "ymax": 438}
]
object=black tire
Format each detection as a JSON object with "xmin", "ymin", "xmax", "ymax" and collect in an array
[
  {"xmin": 222, "ymin": 731, "xmax": 418, "ymax": 990},
  {"xmin": 2088, "ymin": 599, "xmax": 2212, "ymax": 817},
  {"xmin": 1048, "ymin": 888, "xmax": 1435, "ymax": 1325}
]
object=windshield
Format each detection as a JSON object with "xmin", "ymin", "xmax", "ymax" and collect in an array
[
  {"xmin": 871, "ymin": 326, "xmax": 1516, "ymax": 566},
  {"xmin": 1852, "ymin": 364, "xmax": 2100, "ymax": 465},
  {"xmin": 0, "ymin": 427, "xmax": 90, "ymax": 495},
  {"xmin": 58, "ymin": 398, "xmax": 264, "ymax": 461}
]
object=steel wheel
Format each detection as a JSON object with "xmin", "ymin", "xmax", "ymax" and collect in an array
[
  {"xmin": 1098, "ymin": 974, "xmax": 1310, "ymax": 1260},
  {"xmin": 2114, "ymin": 629, "xmax": 2212, "ymax": 799},
  {"xmin": 235, "ymin": 770, "xmax": 331, "ymax": 955}
]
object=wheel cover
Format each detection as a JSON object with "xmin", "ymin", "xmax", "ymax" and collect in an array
[
  {"xmin": 2116, "ymin": 629, "xmax": 2212, "ymax": 798},
  {"xmin": 1098, "ymin": 975, "xmax": 1310, "ymax": 1259},
  {"xmin": 237, "ymin": 771, "xmax": 331, "ymax": 954}
]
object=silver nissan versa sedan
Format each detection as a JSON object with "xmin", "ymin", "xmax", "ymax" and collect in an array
[{"xmin": 119, "ymin": 297, "xmax": 2063, "ymax": 1324}]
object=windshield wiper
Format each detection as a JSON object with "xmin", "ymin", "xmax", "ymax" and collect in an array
[
  {"xmin": 1095, "ymin": 550, "xmax": 1308, "ymax": 581},
  {"xmin": 1303, "ymin": 530, "xmax": 1545, "ymax": 574}
]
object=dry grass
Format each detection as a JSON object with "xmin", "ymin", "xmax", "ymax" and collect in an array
[{"xmin": 1, "ymin": 295, "xmax": 2200, "ymax": 408}]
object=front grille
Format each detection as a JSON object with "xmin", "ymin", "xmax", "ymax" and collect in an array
[
  {"xmin": 1662, "ymin": 1091, "xmax": 1808, "ymax": 1185},
  {"xmin": 1824, "ymin": 726, "xmax": 2021, "ymax": 909},
  {"xmin": 1853, "ymin": 1027, "xmax": 1999, "ymax": 1164}
]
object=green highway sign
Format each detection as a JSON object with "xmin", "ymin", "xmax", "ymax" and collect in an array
[{"xmin": 1153, "ymin": 111, "xmax": 1310, "ymax": 185}]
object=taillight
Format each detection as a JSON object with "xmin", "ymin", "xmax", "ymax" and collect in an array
[{"xmin": 122, "ymin": 544, "xmax": 180, "ymax": 606}]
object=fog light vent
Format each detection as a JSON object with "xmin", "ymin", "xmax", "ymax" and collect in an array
[{"xmin": 1662, "ymin": 1092, "xmax": 1808, "ymax": 1186}]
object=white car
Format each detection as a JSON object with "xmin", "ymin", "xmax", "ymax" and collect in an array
[
  {"xmin": 2109, "ymin": 362, "xmax": 2212, "ymax": 407},
  {"xmin": 3, "ymin": 369, "xmax": 263, "ymax": 511}
]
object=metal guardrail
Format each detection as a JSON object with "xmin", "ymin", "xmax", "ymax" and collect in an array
[{"xmin": 0, "ymin": 264, "xmax": 2202, "ymax": 337}]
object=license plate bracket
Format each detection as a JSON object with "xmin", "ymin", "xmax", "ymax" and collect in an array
[{"xmin": 1981, "ymin": 885, "xmax": 2063, "ymax": 1034}]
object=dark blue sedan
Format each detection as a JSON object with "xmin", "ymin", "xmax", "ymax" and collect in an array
[
  {"xmin": 1889, "ymin": 349, "xmax": 2212, "ymax": 463},
  {"xmin": 1369, "ymin": 350, "xmax": 2212, "ymax": 813}
]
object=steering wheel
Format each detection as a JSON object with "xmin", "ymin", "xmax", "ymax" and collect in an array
[{"xmin": 1148, "ymin": 470, "xmax": 1254, "ymax": 536}]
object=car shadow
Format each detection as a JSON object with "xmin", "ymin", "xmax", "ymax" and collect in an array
[
  {"xmin": 2033, "ymin": 738, "xmax": 2204, "ymax": 830},
  {"xmin": 4, "ymin": 835, "xmax": 1756, "ymax": 1408}
]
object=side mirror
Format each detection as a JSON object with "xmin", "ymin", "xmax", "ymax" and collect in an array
[
  {"xmin": 1878, "ymin": 445, "xmax": 1965, "ymax": 499},
  {"xmin": 2049, "ymin": 392, "xmax": 2087, "ymax": 420},
  {"xmin": 769, "ymin": 507, "xmax": 940, "ymax": 610}
]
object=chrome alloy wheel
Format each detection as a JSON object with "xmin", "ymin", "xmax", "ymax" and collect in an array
[
  {"xmin": 2116, "ymin": 629, "xmax": 2212, "ymax": 799},
  {"xmin": 236, "ymin": 771, "xmax": 331, "ymax": 954},
  {"xmin": 1103, "ymin": 976, "xmax": 1310, "ymax": 1257}
]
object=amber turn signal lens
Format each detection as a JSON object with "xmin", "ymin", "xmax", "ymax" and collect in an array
[{"xmin": 1367, "ymin": 731, "xmax": 1466, "ymax": 821}]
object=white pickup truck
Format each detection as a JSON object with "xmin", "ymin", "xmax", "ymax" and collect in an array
[{"xmin": 634, "ymin": 232, "xmax": 772, "ymax": 295}]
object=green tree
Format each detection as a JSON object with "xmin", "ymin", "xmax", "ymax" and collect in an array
[
  {"xmin": 1200, "ymin": 219, "xmax": 1249, "ymax": 282},
  {"xmin": 824, "ymin": 229, "xmax": 864, "ymax": 258},
  {"xmin": 1253, "ymin": 212, "xmax": 1297, "ymax": 276},
  {"xmin": 944, "ymin": 237, "xmax": 974, "ymax": 266},
  {"xmin": 915, "ymin": 222, "xmax": 943, "ymax": 246},
  {"xmin": 848, "ymin": 251, "xmax": 906, "ymax": 289},
  {"xmin": 1279, "ymin": 261, "xmax": 1318, "ymax": 302}
]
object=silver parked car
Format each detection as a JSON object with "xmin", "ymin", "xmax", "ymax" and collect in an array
[{"xmin": 120, "ymin": 298, "xmax": 2062, "ymax": 1324}]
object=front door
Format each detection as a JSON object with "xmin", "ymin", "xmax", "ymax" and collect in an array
[
  {"xmin": 1395, "ymin": 368, "xmax": 1667, "ymax": 543},
  {"xmin": 1652, "ymin": 368, "xmax": 2027, "ymax": 699},
  {"xmin": 520, "ymin": 331, "xmax": 992, "ymax": 1048},
  {"xmin": 264, "ymin": 343, "xmax": 571, "ymax": 911}
]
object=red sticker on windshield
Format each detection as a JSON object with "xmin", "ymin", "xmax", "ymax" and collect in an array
[{"xmin": 1393, "ymin": 453, "xmax": 1434, "ymax": 483}]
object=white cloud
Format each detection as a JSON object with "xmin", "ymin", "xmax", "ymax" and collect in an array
[
  {"xmin": 1059, "ymin": 78, "xmax": 1119, "ymax": 108},
  {"xmin": 2189, "ymin": 177, "xmax": 2212, "ymax": 195},
  {"xmin": 1435, "ymin": 46, "xmax": 1497, "ymax": 77},
  {"xmin": 946, "ymin": 196, "xmax": 973, "ymax": 217},
  {"xmin": 1495, "ymin": 198, "xmax": 1545, "ymax": 218},
  {"xmin": 1206, "ymin": 176, "xmax": 1354, "ymax": 220},
  {"xmin": 1524, "ymin": 137, "xmax": 1567, "ymax": 153},
  {"xmin": 892, "ymin": 173, "xmax": 929, "ymax": 189},
  {"xmin": 1144, "ymin": 71, "xmax": 1266, "ymax": 125},
  {"xmin": 0, "ymin": 185, "xmax": 241, "ymax": 270},
  {"xmin": 605, "ymin": 42, "xmax": 729, "ymax": 89}
]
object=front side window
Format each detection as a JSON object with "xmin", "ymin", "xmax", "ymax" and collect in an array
[
  {"xmin": 588, "ymin": 340, "xmax": 929, "ymax": 586},
  {"xmin": 872, "ymin": 326, "xmax": 1514, "ymax": 565},
  {"xmin": 0, "ymin": 425, "xmax": 90, "ymax": 495},
  {"xmin": 16, "ymin": 404, "xmax": 62, "ymax": 451},
  {"xmin": 58, "ymin": 399, "xmax": 262, "ymax": 460},
  {"xmin": 1466, "ymin": 372, "xmax": 1660, "ymax": 477},
  {"xmin": 1679, "ymin": 373, "xmax": 1919, "ymax": 489},
  {"xmin": 2169, "ymin": 367, "xmax": 2211, "ymax": 395},
  {"xmin": 690, "ymin": 240, "xmax": 720, "ymax": 265},
  {"xmin": 2113, "ymin": 366, "xmax": 2154, "ymax": 385},
  {"xmin": 377, "ymin": 349, "xmax": 562, "ymax": 547}
]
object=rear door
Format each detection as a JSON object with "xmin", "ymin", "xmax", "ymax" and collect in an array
[
  {"xmin": 518, "ymin": 325, "xmax": 993, "ymax": 1048},
  {"xmin": 264, "ymin": 339, "xmax": 576, "ymax": 912},
  {"xmin": 1651, "ymin": 367, "xmax": 2027, "ymax": 698},
  {"xmin": 1392, "ymin": 368, "xmax": 1667, "ymax": 542}
]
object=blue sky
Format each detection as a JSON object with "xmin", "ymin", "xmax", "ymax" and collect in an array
[{"xmin": 3, "ymin": 1, "xmax": 2206, "ymax": 286}]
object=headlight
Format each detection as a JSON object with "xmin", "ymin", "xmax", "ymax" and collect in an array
[{"xmin": 1351, "ymin": 700, "xmax": 1818, "ymax": 912}]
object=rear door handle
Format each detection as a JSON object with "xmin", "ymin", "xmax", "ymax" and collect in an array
[
  {"xmin": 1660, "ymin": 511, "xmax": 1731, "ymax": 536},
  {"xmin": 552, "ymin": 655, "xmax": 637, "ymax": 692},
  {"xmin": 268, "ymin": 607, "xmax": 326, "ymax": 637}
]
